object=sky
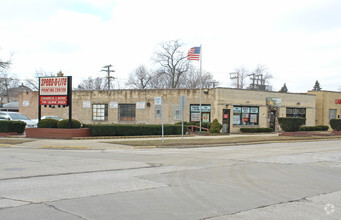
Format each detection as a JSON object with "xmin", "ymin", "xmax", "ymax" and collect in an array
[{"xmin": 0, "ymin": 0, "xmax": 340, "ymax": 92}]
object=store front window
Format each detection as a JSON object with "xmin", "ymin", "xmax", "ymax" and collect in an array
[
  {"xmin": 190, "ymin": 104, "xmax": 211, "ymax": 122},
  {"xmin": 92, "ymin": 104, "xmax": 108, "ymax": 121},
  {"xmin": 233, "ymin": 106, "xmax": 259, "ymax": 125},
  {"xmin": 286, "ymin": 108, "xmax": 306, "ymax": 118},
  {"xmin": 119, "ymin": 104, "xmax": 136, "ymax": 121}
]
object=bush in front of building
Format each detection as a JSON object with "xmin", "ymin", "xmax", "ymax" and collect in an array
[
  {"xmin": 38, "ymin": 119, "xmax": 59, "ymax": 128},
  {"xmin": 209, "ymin": 119, "xmax": 222, "ymax": 133},
  {"xmin": 86, "ymin": 124, "xmax": 184, "ymax": 136},
  {"xmin": 330, "ymin": 119, "xmax": 341, "ymax": 131},
  {"xmin": 278, "ymin": 117, "xmax": 306, "ymax": 132},
  {"xmin": 57, "ymin": 119, "xmax": 82, "ymax": 129},
  {"xmin": 240, "ymin": 128, "xmax": 274, "ymax": 133},
  {"xmin": 0, "ymin": 121, "xmax": 26, "ymax": 133},
  {"xmin": 176, "ymin": 121, "xmax": 211, "ymax": 129},
  {"xmin": 299, "ymin": 125, "xmax": 329, "ymax": 131}
]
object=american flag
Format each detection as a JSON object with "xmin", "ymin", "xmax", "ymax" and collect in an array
[{"xmin": 187, "ymin": 47, "xmax": 201, "ymax": 61}]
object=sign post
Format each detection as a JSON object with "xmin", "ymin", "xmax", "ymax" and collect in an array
[
  {"xmin": 155, "ymin": 97, "xmax": 163, "ymax": 144},
  {"xmin": 180, "ymin": 95, "xmax": 186, "ymax": 144}
]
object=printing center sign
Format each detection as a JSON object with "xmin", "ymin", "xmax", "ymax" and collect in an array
[
  {"xmin": 39, "ymin": 77, "xmax": 70, "ymax": 105},
  {"xmin": 40, "ymin": 77, "xmax": 68, "ymax": 96}
]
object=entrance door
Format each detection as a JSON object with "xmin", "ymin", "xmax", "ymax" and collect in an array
[
  {"xmin": 270, "ymin": 110, "xmax": 276, "ymax": 131},
  {"xmin": 222, "ymin": 109, "xmax": 230, "ymax": 133}
]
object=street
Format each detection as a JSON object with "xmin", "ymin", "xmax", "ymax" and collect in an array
[{"xmin": 0, "ymin": 139, "xmax": 341, "ymax": 219}]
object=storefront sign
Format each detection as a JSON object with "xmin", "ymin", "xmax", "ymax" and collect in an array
[
  {"xmin": 155, "ymin": 97, "xmax": 162, "ymax": 105},
  {"xmin": 39, "ymin": 76, "xmax": 71, "ymax": 105},
  {"xmin": 39, "ymin": 96, "xmax": 67, "ymax": 105},
  {"xmin": 335, "ymin": 99, "xmax": 341, "ymax": 104},
  {"xmin": 136, "ymin": 102, "xmax": 145, "ymax": 109},
  {"xmin": 109, "ymin": 102, "xmax": 118, "ymax": 109},
  {"xmin": 39, "ymin": 77, "xmax": 68, "ymax": 96},
  {"xmin": 23, "ymin": 101, "xmax": 29, "ymax": 107},
  {"xmin": 83, "ymin": 101, "xmax": 90, "ymax": 108},
  {"xmin": 202, "ymin": 113, "xmax": 210, "ymax": 123},
  {"xmin": 190, "ymin": 105, "xmax": 211, "ymax": 112},
  {"xmin": 266, "ymin": 97, "xmax": 282, "ymax": 107}
]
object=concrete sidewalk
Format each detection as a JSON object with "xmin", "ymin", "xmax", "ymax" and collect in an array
[{"xmin": 2, "ymin": 133, "xmax": 279, "ymax": 150}]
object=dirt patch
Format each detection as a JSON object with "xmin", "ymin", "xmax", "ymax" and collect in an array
[{"xmin": 0, "ymin": 139, "xmax": 34, "ymax": 145}]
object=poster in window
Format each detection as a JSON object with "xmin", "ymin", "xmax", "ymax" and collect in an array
[
  {"xmin": 233, "ymin": 107, "xmax": 241, "ymax": 113},
  {"xmin": 233, "ymin": 115, "xmax": 240, "ymax": 124},
  {"xmin": 202, "ymin": 113, "xmax": 210, "ymax": 123},
  {"xmin": 250, "ymin": 114, "xmax": 258, "ymax": 123},
  {"xmin": 250, "ymin": 107, "xmax": 258, "ymax": 113},
  {"xmin": 191, "ymin": 113, "xmax": 200, "ymax": 122},
  {"xmin": 242, "ymin": 113, "xmax": 249, "ymax": 121},
  {"xmin": 242, "ymin": 107, "xmax": 250, "ymax": 113}
]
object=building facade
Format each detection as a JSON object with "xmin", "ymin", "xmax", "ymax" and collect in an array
[
  {"xmin": 19, "ymin": 88, "xmax": 316, "ymax": 133},
  {"xmin": 308, "ymin": 90, "xmax": 341, "ymax": 128}
]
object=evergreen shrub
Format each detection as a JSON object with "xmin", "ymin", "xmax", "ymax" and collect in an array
[
  {"xmin": 330, "ymin": 119, "xmax": 341, "ymax": 131},
  {"xmin": 57, "ymin": 119, "xmax": 82, "ymax": 129},
  {"xmin": 240, "ymin": 128, "xmax": 273, "ymax": 133},
  {"xmin": 278, "ymin": 117, "xmax": 306, "ymax": 132},
  {"xmin": 0, "ymin": 121, "xmax": 26, "ymax": 133},
  {"xmin": 299, "ymin": 125, "xmax": 329, "ymax": 131},
  {"xmin": 38, "ymin": 119, "xmax": 59, "ymax": 128},
  {"xmin": 85, "ymin": 124, "xmax": 185, "ymax": 136},
  {"xmin": 209, "ymin": 119, "xmax": 222, "ymax": 133}
]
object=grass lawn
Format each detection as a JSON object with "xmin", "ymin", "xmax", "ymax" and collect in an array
[{"xmin": 104, "ymin": 135, "xmax": 341, "ymax": 148}]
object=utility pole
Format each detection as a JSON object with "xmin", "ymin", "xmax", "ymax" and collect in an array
[
  {"xmin": 101, "ymin": 65, "xmax": 115, "ymax": 90},
  {"xmin": 229, "ymin": 72, "xmax": 240, "ymax": 89}
]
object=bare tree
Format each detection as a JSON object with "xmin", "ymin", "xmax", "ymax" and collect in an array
[
  {"xmin": 182, "ymin": 66, "xmax": 218, "ymax": 88},
  {"xmin": 76, "ymin": 76, "xmax": 119, "ymax": 90},
  {"xmin": 153, "ymin": 40, "xmax": 190, "ymax": 88},
  {"xmin": 126, "ymin": 65, "xmax": 152, "ymax": 89},
  {"xmin": 25, "ymin": 70, "xmax": 54, "ymax": 91}
]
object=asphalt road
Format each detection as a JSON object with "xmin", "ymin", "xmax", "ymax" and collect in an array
[{"xmin": 0, "ymin": 139, "xmax": 341, "ymax": 219}]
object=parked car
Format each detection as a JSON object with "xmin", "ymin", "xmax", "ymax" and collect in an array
[
  {"xmin": 0, "ymin": 111, "xmax": 37, "ymax": 128},
  {"xmin": 31, "ymin": 116, "xmax": 63, "ymax": 124}
]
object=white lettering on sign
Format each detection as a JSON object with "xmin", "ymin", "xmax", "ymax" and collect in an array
[{"xmin": 39, "ymin": 77, "xmax": 68, "ymax": 95}]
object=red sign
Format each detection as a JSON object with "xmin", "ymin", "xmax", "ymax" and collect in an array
[
  {"xmin": 40, "ymin": 77, "xmax": 68, "ymax": 96},
  {"xmin": 224, "ymin": 114, "xmax": 229, "ymax": 119},
  {"xmin": 335, "ymin": 99, "xmax": 341, "ymax": 104},
  {"xmin": 39, "ymin": 96, "xmax": 67, "ymax": 105}
]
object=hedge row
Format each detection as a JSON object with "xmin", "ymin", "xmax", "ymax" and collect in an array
[
  {"xmin": 278, "ymin": 117, "xmax": 306, "ymax": 132},
  {"xmin": 0, "ymin": 121, "xmax": 26, "ymax": 133},
  {"xmin": 299, "ymin": 125, "xmax": 329, "ymax": 131},
  {"xmin": 240, "ymin": 128, "xmax": 274, "ymax": 133},
  {"xmin": 330, "ymin": 119, "xmax": 341, "ymax": 131},
  {"xmin": 85, "ymin": 124, "xmax": 185, "ymax": 136},
  {"xmin": 38, "ymin": 119, "xmax": 81, "ymax": 128}
]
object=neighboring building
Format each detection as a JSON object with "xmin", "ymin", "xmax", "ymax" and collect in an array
[
  {"xmin": 19, "ymin": 88, "xmax": 316, "ymax": 133},
  {"xmin": 308, "ymin": 90, "xmax": 341, "ymax": 128},
  {"xmin": 0, "ymin": 102, "xmax": 19, "ymax": 112},
  {"xmin": 0, "ymin": 84, "xmax": 32, "ymax": 104}
]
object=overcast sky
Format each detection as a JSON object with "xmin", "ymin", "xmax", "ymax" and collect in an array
[{"xmin": 1, "ymin": 0, "xmax": 340, "ymax": 92}]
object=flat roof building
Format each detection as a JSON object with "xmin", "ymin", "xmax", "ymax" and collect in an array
[{"xmin": 19, "ymin": 88, "xmax": 316, "ymax": 133}]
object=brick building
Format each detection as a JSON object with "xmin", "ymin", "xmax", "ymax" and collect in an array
[{"xmin": 19, "ymin": 88, "xmax": 316, "ymax": 133}]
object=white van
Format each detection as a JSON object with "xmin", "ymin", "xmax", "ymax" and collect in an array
[{"xmin": 0, "ymin": 111, "xmax": 37, "ymax": 128}]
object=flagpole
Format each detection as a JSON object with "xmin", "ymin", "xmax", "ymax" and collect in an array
[{"xmin": 199, "ymin": 44, "xmax": 202, "ymax": 132}]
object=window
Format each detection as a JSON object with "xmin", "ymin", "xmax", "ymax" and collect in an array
[
  {"xmin": 119, "ymin": 104, "xmax": 136, "ymax": 121},
  {"xmin": 286, "ymin": 108, "xmax": 306, "ymax": 118},
  {"xmin": 329, "ymin": 109, "xmax": 336, "ymax": 121},
  {"xmin": 174, "ymin": 106, "xmax": 181, "ymax": 120},
  {"xmin": 92, "ymin": 104, "xmax": 108, "ymax": 121},
  {"xmin": 233, "ymin": 106, "xmax": 259, "ymax": 125},
  {"xmin": 155, "ymin": 105, "xmax": 161, "ymax": 118},
  {"xmin": 190, "ymin": 104, "xmax": 211, "ymax": 122}
]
